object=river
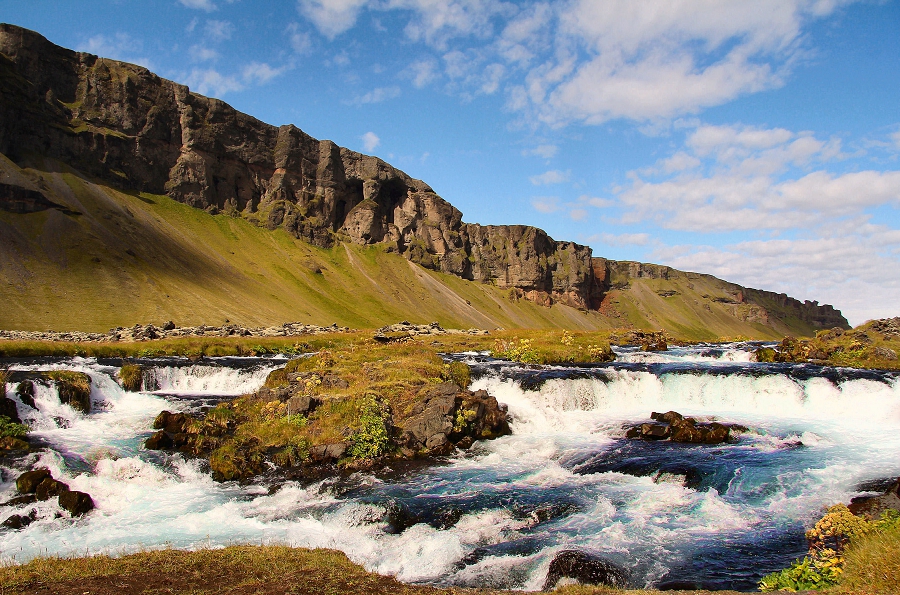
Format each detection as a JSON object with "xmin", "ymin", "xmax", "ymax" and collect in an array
[{"xmin": 2, "ymin": 344, "xmax": 899, "ymax": 590}]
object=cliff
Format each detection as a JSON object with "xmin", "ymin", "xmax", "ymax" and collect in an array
[
  {"xmin": 0, "ymin": 23, "xmax": 849, "ymax": 335},
  {"xmin": 0, "ymin": 23, "xmax": 591, "ymax": 309},
  {"xmin": 591, "ymin": 259, "xmax": 849, "ymax": 335}
]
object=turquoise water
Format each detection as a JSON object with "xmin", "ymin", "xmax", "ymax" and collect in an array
[{"xmin": 1, "ymin": 347, "xmax": 898, "ymax": 590}]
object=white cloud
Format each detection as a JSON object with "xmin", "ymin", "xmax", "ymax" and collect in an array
[
  {"xmin": 661, "ymin": 151, "xmax": 701, "ymax": 173},
  {"xmin": 407, "ymin": 58, "xmax": 438, "ymax": 88},
  {"xmin": 654, "ymin": 230, "xmax": 900, "ymax": 326},
  {"xmin": 386, "ymin": 0, "xmax": 511, "ymax": 49},
  {"xmin": 189, "ymin": 44, "xmax": 219, "ymax": 62},
  {"xmin": 291, "ymin": 0, "xmax": 858, "ymax": 128},
  {"xmin": 891, "ymin": 129, "xmax": 900, "ymax": 150},
  {"xmin": 577, "ymin": 194, "xmax": 613, "ymax": 208},
  {"xmin": 615, "ymin": 123, "xmax": 890, "ymax": 232},
  {"xmin": 286, "ymin": 23, "xmax": 312, "ymax": 53},
  {"xmin": 594, "ymin": 232, "xmax": 651, "ymax": 247},
  {"xmin": 515, "ymin": 0, "xmax": 855, "ymax": 126},
  {"xmin": 362, "ymin": 131, "xmax": 381, "ymax": 152},
  {"xmin": 184, "ymin": 68, "xmax": 244, "ymax": 96},
  {"xmin": 529, "ymin": 169, "xmax": 570, "ymax": 185},
  {"xmin": 242, "ymin": 62, "xmax": 289, "ymax": 85},
  {"xmin": 601, "ymin": 119, "xmax": 900, "ymax": 325},
  {"xmin": 179, "ymin": 0, "xmax": 217, "ymax": 11},
  {"xmin": 204, "ymin": 20, "xmax": 235, "ymax": 41},
  {"xmin": 298, "ymin": 0, "xmax": 369, "ymax": 39},
  {"xmin": 181, "ymin": 61, "xmax": 290, "ymax": 97},
  {"xmin": 523, "ymin": 144, "xmax": 558, "ymax": 159},
  {"xmin": 497, "ymin": 2, "xmax": 552, "ymax": 65},
  {"xmin": 531, "ymin": 196, "xmax": 559, "ymax": 213},
  {"xmin": 350, "ymin": 86, "xmax": 402, "ymax": 105},
  {"xmin": 77, "ymin": 33, "xmax": 152, "ymax": 69},
  {"xmin": 688, "ymin": 124, "xmax": 794, "ymax": 156},
  {"xmin": 569, "ymin": 208, "xmax": 588, "ymax": 221}
]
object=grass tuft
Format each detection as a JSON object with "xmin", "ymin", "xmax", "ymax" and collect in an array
[
  {"xmin": 117, "ymin": 364, "xmax": 143, "ymax": 391},
  {"xmin": 838, "ymin": 523, "xmax": 900, "ymax": 594}
]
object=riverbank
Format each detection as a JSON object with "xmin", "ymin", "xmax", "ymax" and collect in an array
[
  {"xmin": 0, "ymin": 546, "xmax": 750, "ymax": 595},
  {"xmin": 1, "ymin": 318, "xmax": 899, "ymax": 371},
  {"xmin": 2, "ymin": 539, "xmax": 895, "ymax": 594}
]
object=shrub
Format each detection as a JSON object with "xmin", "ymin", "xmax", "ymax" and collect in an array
[
  {"xmin": 0, "ymin": 415, "xmax": 28, "ymax": 439},
  {"xmin": 758, "ymin": 554, "xmax": 843, "ymax": 592},
  {"xmin": 491, "ymin": 338, "xmax": 540, "ymax": 364},
  {"xmin": 348, "ymin": 395, "xmax": 390, "ymax": 460},
  {"xmin": 445, "ymin": 361, "xmax": 470, "ymax": 388}
]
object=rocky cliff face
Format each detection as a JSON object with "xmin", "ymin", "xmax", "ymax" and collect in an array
[
  {"xmin": 592, "ymin": 258, "xmax": 850, "ymax": 330},
  {"xmin": 0, "ymin": 24, "xmax": 592, "ymax": 309}
]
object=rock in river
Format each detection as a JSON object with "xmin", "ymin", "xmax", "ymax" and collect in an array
[{"xmin": 543, "ymin": 549, "xmax": 628, "ymax": 590}]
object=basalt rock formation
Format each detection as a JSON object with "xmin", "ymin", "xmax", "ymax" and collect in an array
[{"xmin": 0, "ymin": 24, "xmax": 591, "ymax": 309}]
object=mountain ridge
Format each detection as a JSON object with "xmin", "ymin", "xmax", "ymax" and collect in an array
[{"xmin": 0, "ymin": 23, "xmax": 849, "ymax": 337}]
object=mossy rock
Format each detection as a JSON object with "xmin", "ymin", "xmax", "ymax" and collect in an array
[
  {"xmin": 754, "ymin": 347, "xmax": 776, "ymax": 363},
  {"xmin": 209, "ymin": 442, "xmax": 266, "ymax": 482},
  {"xmin": 118, "ymin": 364, "xmax": 144, "ymax": 391},
  {"xmin": 0, "ymin": 436, "xmax": 29, "ymax": 450},
  {"xmin": 46, "ymin": 371, "xmax": 91, "ymax": 413}
]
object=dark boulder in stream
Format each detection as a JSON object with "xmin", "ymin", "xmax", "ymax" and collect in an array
[
  {"xmin": 58, "ymin": 490, "xmax": 94, "ymax": 516},
  {"xmin": 399, "ymin": 382, "xmax": 510, "ymax": 455},
  {"xmin": 0, "ymin": 397, "xmax": 21, "ymax": 423},
  {"xmin": 543, "ymin": 549, "xmax": 629, "ymax": 590},
  {"xmin": 625, "ymin": 411, "xmax": 745, "ymax": 445},
  {"xmin": 145, "ymin": 411, "xmax": 195, "ymax": 451},
  {"xmin": 13, "ymin": 469, "xmax": 94, "ymax": 517},
  {"xmin": 15, "ymin": 469, "xmax": 51, "ymax": 493}
]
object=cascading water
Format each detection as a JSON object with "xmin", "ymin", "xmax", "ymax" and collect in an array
[{"xmin": 1, "ymin": 346, "xmax": 898, "ymax": 591}]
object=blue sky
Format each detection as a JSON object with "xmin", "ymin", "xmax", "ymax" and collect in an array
[{"xmin": 4, "ymin": 0, "xmax": 900, "ymax": 325}]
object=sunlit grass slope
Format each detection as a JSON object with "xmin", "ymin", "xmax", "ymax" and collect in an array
[{"xmin": 0, "ymin": 156, "xmax": 615, "ymax": 332}]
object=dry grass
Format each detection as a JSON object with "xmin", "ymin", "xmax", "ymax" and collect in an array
[
  {"xmin": 0, "ymin": 546, "xmax": 502, "ymax": 595},
  {"xmin": 837, "ymin": 524, "xmax": 900, "ymax": 594},
  {"xmin": 0, "ymin": 545, "xmax": 754, "ymax": 595}
]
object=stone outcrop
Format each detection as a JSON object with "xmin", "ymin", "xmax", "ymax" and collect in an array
[
  {"xmin": 373, "ymin": 321, "xmax": 489, "ymax": 343},
  {"xmin": 543, "ymin": 549, "xmax": 629, "ymax": 590},
  {"xmin": 848, "ymin": 478, "xmax": 900, "ymax": 520},
  {"xmin": 0, "ymin": 24, "xmax": 593, "ymax": 309},
  {"xmin": 6, "ymin": 371, "xmax": 92, "ymax": 414},
  {"xmin": 399, "ymin": 382, "xmax": 510, "ymax": 454},
  {"xmin": 625, "ymin": 411, "xmax": 746, "ymax": 445},
  {"xmin": 0, "ymin": 321, "xmax": 352, "ymax": 343}
]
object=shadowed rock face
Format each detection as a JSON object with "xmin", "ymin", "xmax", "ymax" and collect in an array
[{"xmin": 0, "ymin": 24, "xmax": 594, "ymax": 308}]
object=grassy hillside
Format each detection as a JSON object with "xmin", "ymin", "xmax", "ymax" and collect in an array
[
  {"xmin": 604, "ymin": 277, "xmax": 815, "ymax": 340},
  {"xmin": 0, "ymin": 156, "xmax": 616, "ymax": 333},
  {"xmin": 0, "ymin": 156, "xmax": 826, "ymax": 339}
]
